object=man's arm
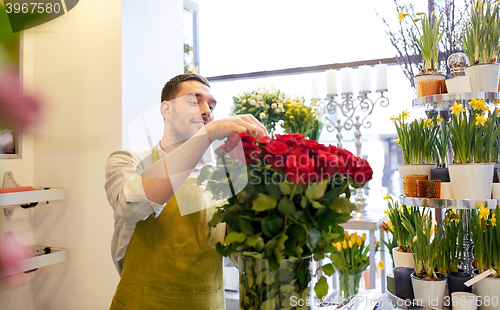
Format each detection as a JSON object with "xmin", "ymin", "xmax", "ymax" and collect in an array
[{"xmin": 142, "ymin": 114, "xmax": 267, "ymax": 205}]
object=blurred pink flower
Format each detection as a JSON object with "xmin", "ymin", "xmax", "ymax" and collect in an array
[
  {"xmin": 0, "ymin": 68, "xmax": 41, "ymax": 129},
  {"xmin": 0, "ymin": 232, "xmax": 33, "ymax": 276}
]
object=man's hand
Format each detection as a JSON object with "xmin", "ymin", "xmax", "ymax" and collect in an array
[{"xmin": 205, "ymin": 114, "xmax": 268, "ymax": 142}]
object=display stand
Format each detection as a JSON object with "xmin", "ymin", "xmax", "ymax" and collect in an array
[
  {"xmin": 0, "ymin": 171, "xmax": 67, "ymax": 276},
  {"xmin": 340, "ymin": 214, "xmax": 387, "ymax": 291}
]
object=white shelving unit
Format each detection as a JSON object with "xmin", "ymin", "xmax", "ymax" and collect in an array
[
  {"xmin": 0, "ymin": 188, "xmax": 66, "ymax": 208},
  {"xmin": 0, "ymin": 247, "xmax": 67, "ymax": 277},
  {"xmin": 0, "ymin": 171, "xmax": 67, "ymax": 277}
]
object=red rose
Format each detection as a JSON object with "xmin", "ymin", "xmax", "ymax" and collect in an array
[
  {"xmin": 257, "ymin": 136, "xmax": 271, "ymax": 148},
  {"xmin": 293, "ymin": 139, "xmax": 327, "ymax": 156},
  {"xmin": 315, "ymin": 150, "xmax": 345, "ymax": 177},
  {"xmin": 285, "ymin": 168, "xmax": 318, "ymax": 185},
  {"xmin": 286, "ymin": 152, "xmax": 315, "ymax": 173},
  {"xmin": 275, "ymin": 134, "xmax": 299, "ymax": 146},
  {"xmin": 264, "ymin": 141, "xmax": 290, "ymax": 170},
  {"xmin": 242, "ymin": 143, "xmax": 260, "ymax": 165},
  {"xmin": 224, "ymin": 133, "xmax": 241, "ymax": 153},
  {"xmin": 336, "ymin": 148, "xmax": 358, "ymax": 171},
  {"xmin": 239, "ymin": 133, "xmax": 256, "ymax": 144},
  {"xmin": 350, "ymin": 158, "xmax": 373, "ymax": 184}
]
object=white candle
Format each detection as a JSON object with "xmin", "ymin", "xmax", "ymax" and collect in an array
[
  {"xmin": 375, "ymin": 63, "xmax": 388, "ymax": 91},
  {"xmin": 358, "ymin": 65, "xmax": 371, "ymax": 92},
  {"xmin": 311, "ymin": 76, "xmax": 321, "ymax": 99},
  {"xmin": 325, "ymin": 69, "xmax": 337, "ymax": 95},
  {"xmin": 341, "ymin": 67, "xmax": 353, "ymax": 94}
]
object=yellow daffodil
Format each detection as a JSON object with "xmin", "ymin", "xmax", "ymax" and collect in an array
[
  {"xmin": 475, "ymin": 114, "xmax": 486, "ymax": 126},
  {"xmin": 398, "ymin": 12, "xmax": 405, "ymax": 22},
  {"xmin": 383, "ymin": 193, "xmax": 391, "ymax": 201},
  {"xmin": 471, "ymin": 98, "xmax": 486, "ymax": 110},
  {"xmin": 478, "ymin": 203, "xmax": 490, "ymax": 220},
  {"xmin": 384, "ymin": 209, "xmax": 390, "ymax": 215},
  {"xmin": 490, "ymin": 215, "xmax": 497, "ymax": 227},
  {"xmin": 378, "ymin": 261, "xmax": 385, "ymax": 270},
  {"xmin": 400, "ymin": 109, "xmax": 410, "ymax": 120},
  {"xmin": 394, "ymin": 138, "xmax": 400, "ymax": 145},
  {"xmin": 437, "ymin": 117, "xmax": 443, "ymax": 123},
  {"xmin": 375, "ymin": 237, "xmax": 379, "ymax": 246},
  {"xmin": 451, "ymin": 101, "xmax": 465, "ymax": 117},
  {"xmin": 423, "ymin": 118, "xmax": 433, "ymax": 128},
  {"xmin": 390, "ymin": 116, "xmax": 395, "ymax": 121}
]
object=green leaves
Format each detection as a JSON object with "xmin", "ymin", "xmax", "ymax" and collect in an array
[
  {"xmin": 305, "ymin": 180, "xmax": 328, "ymax": 200},
  {"xmin": 224, "ymin": 231, "xmax": 247, "ymax": 244},
  {"xmin": 314, "ymin": 275, "xmax": 328, "ymax": 301},
  {"xmin": 252, "ymin": 193, "xmax": 278, "ymax": 212}
]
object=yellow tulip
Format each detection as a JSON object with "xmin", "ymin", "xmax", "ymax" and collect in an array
[
  {"xmin": 361, "ymin": 233, "xmax": 366, "ymax": 242},
  {"xmin": 348, "ymin": 240, "xmax": 353, "ymax": 248},
  {"xmin": 336, "ymin": 242, "xmax": 342, "ymax": 252},
  {"xmin": 343, "ymin": 240, "xmax": 348, "ymax": 250}
]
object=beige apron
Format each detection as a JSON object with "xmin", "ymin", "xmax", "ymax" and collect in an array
[{"xmin": 110, "ymin": 146, "xmax": 226, "ymax": 310}]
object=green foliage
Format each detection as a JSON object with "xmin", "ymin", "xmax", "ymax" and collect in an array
[
  {"xmin": 437, "ymin": 210, "xmax": 465, "ymax": 274},
  {"xmin": 470, "ymin": 203, "xmax": 499, "ymax": 276}
]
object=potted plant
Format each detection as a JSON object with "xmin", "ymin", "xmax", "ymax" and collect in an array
[
  {"xmin": 447, "ymin": 100, "xmax": 500, "ymax": 199},
  {"xmin": 431, "ymin": 116, "xmax": 451, "ymax": 182},
  {"xmin": 383, "ymin": 194, "xmax": 415, "ymax": 269},
  {"xmin": 437, "ymin": 210, "xmax": 472, "ymax": 303},
  {"xmin": 198, "ymin": 133, "xmax": 374, "ymax": 309},
  {"xmin": 283, "ymin": 99, "xmax": 323, "ymax": 141},
  {"xmin": 403, "ymin": 211, "xmax": 447, "ymax": 309},
  {"xmin": 401, "ymin": 10, "xmax": 445, "ymax": 97},
  {"xmin": 458, "ymin": 0, "xmax": 500, "ymax": 92},
  {"xmin": 392, "ymin": 110, "xmax": 439, "ymax": 192},
  {"xmin": 329, "ymin": 231, "xmax": 379, "ymax": 300},
  {"xmin": 470, "ymin": 204, "xmax": 499, "ymax": 310}
]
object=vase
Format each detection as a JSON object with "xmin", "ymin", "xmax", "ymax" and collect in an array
[
  {"xmin": 431, "ymin": 167, "xmax": 450, "ymax": 182},
  {"xmin": 465, "ymin": 63, "xmax": 500, "ymax": 92},
  {"xmin": 440, "ymin": 182, "xmax": 454, "ymax": 199},
  {"xmin": 238, "ymin": 256, "xmax": 313, "ymax": 310},
  {"xmin": 473, "ymin": 270, "xmax": 500, "ymax": 310},
  {"xmin": 337, "ymin": 270, "xmax": 363, "ymax": 300},
  {"xmin": 450, "ymin": 292, "xmax": 478, "ymax": 310},
  {"xmin": 445, "ymin": 76, "xmax": 472, "ymax": 94},
  {"xmin": 448, "ymin": 271, "xmax": 473, "ymax": 309},
  {"xmin": 393, "ymin": 267, "xmax": 415, "ymax": 302},
  {"xmin": 448, "ymin": 163, "xmax": 495, "ymax": 199},
  {"xmin": 398, "ymin": 164, "xmax": 436, "ymax": 194},
  {"xmin": 392, "ymin": 248, "xmax": 416, "ymax": 269},
  {"xmin": 411, "ymin": 271, "xmax": 448, "ymax": 309},
  {"xmin": 415, "ymin": 73, "xmax": 446, "ymax": 97}
]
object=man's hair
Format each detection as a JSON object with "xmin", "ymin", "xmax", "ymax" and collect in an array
[{"xmin": 161, "ymin": 74, "xmax": 211, "ymax": 102}]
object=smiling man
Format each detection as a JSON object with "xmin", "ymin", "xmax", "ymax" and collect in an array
[{"xmin": 105, "ymin": 74, "xmax": 267, "ymax": 309}]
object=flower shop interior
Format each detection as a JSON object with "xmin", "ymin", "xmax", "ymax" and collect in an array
[{"xmin": 1, "ymin": 0, "xmax": 499, "ymax": 309}]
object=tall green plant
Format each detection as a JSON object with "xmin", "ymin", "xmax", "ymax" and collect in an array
[
  {"xmin": 403, "ymin": 11, "xmax": 445, "ymax": 72},
  {"xmin": 470, "ymin": 203, "xmax": 499, "ymax": 276},
  {"xmin": 457, "ymin": 0, "xmax": 500, "ymax": 64},
  {"xmin": 436, "ymin": 117, "xmax": 449, "ymax": 167},
  {"xmin": 403, "ymin": 210, "xmax": 442, "ymax": 280},
  {"xmin": 437, "ymin": 210, "xmax": 465, "ymax": 274}
]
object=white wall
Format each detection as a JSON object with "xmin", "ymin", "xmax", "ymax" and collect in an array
[{"xmin": 122, "ymin": 0, "xmax": 184, "ymax": 150}]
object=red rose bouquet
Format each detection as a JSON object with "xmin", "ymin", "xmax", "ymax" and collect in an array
[{"xmin": 197, "ymin": 133, "xmax": 373, "ymax": 307}]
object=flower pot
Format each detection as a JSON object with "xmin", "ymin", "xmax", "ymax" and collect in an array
[
  {"xmin": 440, "ymin": 182, "xmax": 454, "ymax": 199},
  {"xmin": 415, "ymin": 73, "xmax": 446, "ymax": 97},
  {"xmin": 451, "ymin": 292, "xmax": 478, "ymax": 310},
  {"xmin": 398, "ymin": 164, "xmax": 435, "ymax": 194},
  {"xmin": 337, "ymin": 270, "xmax": 363, "ymax": 300},
  {"xmin": 394, "ymin": 267, "xmax": 416, "ymax": 302},
  {"xmin": 448, "ymin": 271, "xmax": 473, "ymax": 309},
  {"xmin": 465, "ymin": 63, "xmax": 500, "ymax": 92},
  {"xmin": 387, "ymin": 273, "xmax": 395, "ymax": 295},
  {"xmin": 411, "ymin": 272, "xmax": 448, "ymax": 309},
  {"xmin": 403, "ymin": 175, "xmax": 427, "ymax": 197},
  {"xmin": 448, "ymin": 163, "xmax": 494, "ymax": 199},
  {"xmin": 445, "ymin": 76, "xmax": 472, "ymax": 94},
  {"xmin": 392, "ymin": 248, "xmax": 416, "ymax": 269},
  {"xmin": 238, "ymin": 256, "xmax": 314, "ymax": 310},
  {"xmin": 431, "ymin": 167, "xmax": 451, "ymax": 182},
  {"xmin": 473, "ymin": 270, "xmax": 500, "ymax": 310},
  {"xmin": 492, "ymin": 183, "xmax": 500, "ymax": 199}
]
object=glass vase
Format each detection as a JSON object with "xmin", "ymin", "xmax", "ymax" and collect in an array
[
  {"xmin": 338, "ymin": 270, "xmax": 363, "ymax": 300},
  {"xmin": 238, "ymin": 256, "xmax": 312, "ymax": 310}
]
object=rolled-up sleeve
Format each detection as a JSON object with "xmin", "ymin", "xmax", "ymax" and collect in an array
[{"xmin": 105, "ymin": 149, "xmax": 166, "ymax": 224}]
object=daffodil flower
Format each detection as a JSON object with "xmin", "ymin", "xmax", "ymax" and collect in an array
[
  {"xmin": 475, "ymin": 114, "xmax": 486, "ymax": 126},
  {"xmin": 437, "ymin": 117, "xmax": 443, "ymax": 123},
  {"xmin": 394, "ymin": 139, "xmax": 400, "ymax": 145},
  {"xmin": 383, "ymin": 193, "xmax": 392, "ymax": 201},
  {"xmin": 478, "ymin": 203, "xmax": 490, "ymax": 221},
  {"xmin": 400, "ymin": 109, "xmax": 410, "ymax": 120},
  {"xmin": 451, "ymin": 101, "xmax": 465, "ymax": 117},
  {"xmin": 398, "ymin": 12, "xmax": 405, "ymax": 22},
  {"xmin": 378, "ymin": 261, "xmax": 385, "ymax": 270},
  {"xmin": 423, "ymin": 118, "xmax": 433, "ymax": 128},
  {"xmin": 471, "ymin": 98, "xmax": 486, "ymax": 110}
]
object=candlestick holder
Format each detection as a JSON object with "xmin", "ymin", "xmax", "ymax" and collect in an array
[{"xmin": 323, "ymin": 90, "xmax": 389, "ymax": 221}]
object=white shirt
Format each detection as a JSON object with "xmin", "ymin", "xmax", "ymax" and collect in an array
[{"xmin": 104, "ymin": 142, "xmax": 204, "ymax": 275}]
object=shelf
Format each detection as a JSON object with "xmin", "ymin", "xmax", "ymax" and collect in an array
[
  {"xmin": 399, "ymin": 195, "xmax": 499, "ymax": 209},
  {"xmin": 0, "ymin": 247, "xmax": 67, "ymax": 277},
  {"xmin": 412, "ymin": 91, "xmax": 500, "ymax": 109},
  {"xmin": 0, "ymin": 188, "xmax": 65, "ymax": 208}
]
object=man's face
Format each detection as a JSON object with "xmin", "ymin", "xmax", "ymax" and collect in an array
[{"xmin": 163, "ymin": 80, "xmax": 216, "ymax": 143}]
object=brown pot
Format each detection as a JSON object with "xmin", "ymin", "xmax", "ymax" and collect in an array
[
  {"xmin": 417, "ymin": 79, "xmax": 441, "ymax": 97},
  {"xmin": 440, "ymin": 79, "xmax": 448, "ymax": 94}
]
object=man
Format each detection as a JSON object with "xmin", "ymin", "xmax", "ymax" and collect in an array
[{"xmin": 105, "ymin": 74, "xmax": 267, "ymax": 309}]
